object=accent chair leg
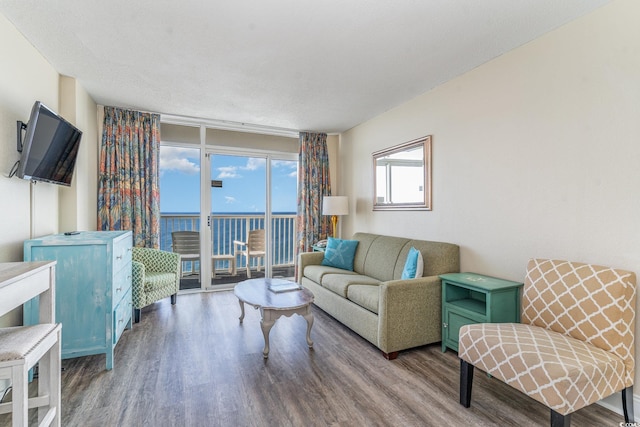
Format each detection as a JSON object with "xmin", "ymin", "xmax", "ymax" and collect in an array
[
  {"xmin": 460, "ymin": 359, "xmax": 474, "ymax": 408},
  {"xmin": 382, "ymin": 351, "xmax": 398, "ymax": 360},
  {"xmin": 551, "ymin": 410, "xmax": 569, "ymax": 427},
  {"xmin": 134, "ymin": 308, "xmax": 141, "ymax": 323},
  {"xmin": 171, "ymin": 293, "xmax": 177, "ymax": 305},
  {"xmin": 623, "ymin": 386, "xmax": 634, "ymax": 423}
]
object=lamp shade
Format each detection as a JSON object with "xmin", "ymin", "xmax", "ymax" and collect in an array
[{"xmin": 322, "ymin": 196, "xmax": 349, "ymax": 216}]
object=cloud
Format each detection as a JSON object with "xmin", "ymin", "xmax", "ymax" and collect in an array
[
  {"xmin": 160, "ymin": 147, "xmax": 200, "ymax": 174},
  {"xmin": 273, "ymin": 160, "xmax": 298, "ymax": 178},
  {"xmin": 224, "ymin": 196, "xmax": 236, "ymax": 204},
  {"xmin": 243, "ymin": 158, "xmax": 266, "ymax": 171},
  {"xmin": 216, "ymin": 166, "xmax": 240, "ymax": 179}
]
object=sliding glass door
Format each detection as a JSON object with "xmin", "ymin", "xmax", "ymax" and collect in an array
[
  {"xmin": 209, "ymin": 154, "xmax": 266, "ymax": 284},
  {"xmin": 208, "ymin": 152, "xmax": 297, "ymax": 287}
]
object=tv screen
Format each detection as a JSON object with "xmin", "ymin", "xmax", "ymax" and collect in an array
[{"xmin": 17, "ymin": 101, "xmax": 82, "ymax": 186}]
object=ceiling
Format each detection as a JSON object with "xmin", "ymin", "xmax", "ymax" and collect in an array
[{"xmin": 0, "ymin": 0, "xmax": 612, "ymax": 134}]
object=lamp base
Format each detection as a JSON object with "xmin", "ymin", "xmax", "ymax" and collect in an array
[{"xmin": 331, "ymin": 215, "xmax": 338, "ymax": 238}]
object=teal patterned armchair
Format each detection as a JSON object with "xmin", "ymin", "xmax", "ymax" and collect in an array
[{"xmin": 132, "ymin": 247, "xmax": 180, "ymax": 323}]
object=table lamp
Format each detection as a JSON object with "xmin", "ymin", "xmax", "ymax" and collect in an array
[{"xmin": 322, "ymin": 196, "xmax": 349, "ymax": 238}]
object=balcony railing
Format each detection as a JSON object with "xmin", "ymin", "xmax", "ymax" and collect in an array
[{"xmin": 160, "ymin": 213, "xmax": 297, "ymax": 275}]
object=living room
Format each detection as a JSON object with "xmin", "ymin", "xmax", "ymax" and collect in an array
[{"xmin": 1, "ymin": 1, "xmax": 639, "ymax": 426}]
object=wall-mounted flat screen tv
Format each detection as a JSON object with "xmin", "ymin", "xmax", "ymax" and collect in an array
[{"xmin": 17, "ymin": 101, "xmax": 82, "ymax": 186}]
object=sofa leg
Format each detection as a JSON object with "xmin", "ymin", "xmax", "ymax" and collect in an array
[
  {"xmin": 382, "ymin": 351, "xmax": 398, "ymax": 360},
  {"xmin": 134, "ymin": 308, "xmax": 141, "ymax": 323},
  {"xmin": 551, "ymin": 410, "xmax": 569, "ymax": 427},
  {"xmin": 171, "ymin": 294, "xmax": 177, "ymax": 305},
  {"xmin": 460, "ymin": 359, "xmax": 474, "ymax": 408},
  {"xmin": 623, "ymin": 386, "xmax": 634, "ymax": 423}
]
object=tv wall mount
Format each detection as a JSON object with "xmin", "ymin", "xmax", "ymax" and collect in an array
[{"xmin": 17, "ymin": 120, "xmax": 27, "ymax": 153}]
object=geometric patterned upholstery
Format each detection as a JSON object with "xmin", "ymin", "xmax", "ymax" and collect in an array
[
  {"xmin": 459, "ymin": 258, "xmax": 636, "ymax": 417},
  {"xmin": 132, "ymin": 247, "xmax": 180, "ymax": 311},
  {"xmin": 521, "ymin": 259, "xmax": 636, "ymax": 387}
]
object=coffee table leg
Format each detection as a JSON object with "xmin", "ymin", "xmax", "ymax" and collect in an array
[
  {"xmin": 238, "ymin": 299, "xmax": 245, "ymax": 323},
  {"xmin": 303, "ymin": 307, "xmax": 314, "ymax": 348},
  {"xmin": 260, "ymin": 308, "xmax": 275, "ymax": 359}
]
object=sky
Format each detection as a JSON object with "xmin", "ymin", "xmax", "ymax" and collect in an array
[{"xmin": 159, "ymin": 146, "xmax": 298, "ymax": 213}]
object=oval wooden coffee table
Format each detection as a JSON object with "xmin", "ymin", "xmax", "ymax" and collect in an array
[{"xmin": 234, "ymin": 278, "xmax": 315, "ymax": 358}]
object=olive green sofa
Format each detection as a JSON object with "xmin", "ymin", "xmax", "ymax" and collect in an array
[{"xmin": 297, "ymin": 232, "xmax": 460, "ymax": 359}]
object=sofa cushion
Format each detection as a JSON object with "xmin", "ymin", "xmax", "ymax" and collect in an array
[
  {"xmin": 321, "ymin": 238, "xmax": 359, "ymax": 271},
  {"xmin": 304, "ymin": 265, "xmax": 357, "ymax": 284},
  {"xmin": 322, "ymin": 274, "xmax": 381, "ymax": 298},
  {"xmin": 360, "ymin": 235, "xmax": 408, "ymax": 281},
  {"xmin": 347, "ymin": 285, "xmax": 379, "ymax": 314}
]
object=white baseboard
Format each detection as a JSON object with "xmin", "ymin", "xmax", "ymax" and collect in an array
[{"xmin": 597, "ymin": 390, "xmax": 638, "ymax": 419}]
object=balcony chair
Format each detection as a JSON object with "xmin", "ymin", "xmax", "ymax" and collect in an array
[
  {"xmin": 171, "ymin": 231, "xmax": 200, "ymax": 277},
  {"xmin": 131, "ymin": 247, "xmax": 180, "ymax": 323},
  {"xmin": 458, "ymin": 258, "xmax": 636, "ymax": 427},
  {"xmin": 171, "ymin": 231, "xmax": 236, "ymax": 278},
  {"xmin": 234, "ymin": 229, "xmax": 266, "ymax": 279}
]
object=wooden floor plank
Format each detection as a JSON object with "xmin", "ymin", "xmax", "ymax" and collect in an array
[{"xmin": 0, "ymin": 291, "xmax": 626, "ymax": 426}]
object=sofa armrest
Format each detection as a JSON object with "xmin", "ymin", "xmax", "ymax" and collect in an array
[
  {"xmin": 297, "ymin": 251, "xmax": 325, "ymax": 283},
  {"xmin": 377, "ymin": 275, "xmax": 442, "ymax": 353}
]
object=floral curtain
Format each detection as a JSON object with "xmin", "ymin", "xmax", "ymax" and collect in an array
[
  {"xmin": 296, "ymin": 132, "xmax": 331, "ymax": 256},
  {"xmin": 98, "ymin": 107, "xmax": 161, "ymax": 248}
]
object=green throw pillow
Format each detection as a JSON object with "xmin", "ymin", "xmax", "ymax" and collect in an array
[{"xmin": 321, "ymin": 237, "xmax": 359, "ymax": 271}]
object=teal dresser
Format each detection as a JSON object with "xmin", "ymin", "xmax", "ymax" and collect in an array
[
  {"xmin": 440, "ymin": 272, "xmax": 522, "ymax": 353},
  {"xmin": 24, "ymin": 230, "xmax": 133, "ymax": 370}
]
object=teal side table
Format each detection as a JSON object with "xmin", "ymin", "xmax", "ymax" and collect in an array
[{"xmin": 440, "ymin": 272, "xmax": 522, "ymax": 353}]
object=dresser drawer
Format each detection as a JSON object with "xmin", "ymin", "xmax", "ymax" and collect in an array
[
  {"xmin": 113, "ymin": 237, "xmax": 132, "ymax": 274},
  {"xmin": 113, "ymin": 287, "xmax": 132, "ymax": 344},
  {"xmin": 113, "ymin": 262, "xmax": 132, "ymax": 307}
]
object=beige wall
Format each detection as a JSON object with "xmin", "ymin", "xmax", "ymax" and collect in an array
[
  {"xmin": 206, "ymin": 128, "xmax": 298, "ymax": 153},
  {"xmin": 59, "ymin": 76, "xmax": 99, "ymax": 232},
  {"xmin": 0, "ymin": 13, "xmax": 59, "ymax": 270},
  {"xmin": 340, "ymin": 0, "xmax": 640, "ymax": 409},
  {"xmin": 0, "ymin": 15, "xmax": 97, "ymax": 326}
]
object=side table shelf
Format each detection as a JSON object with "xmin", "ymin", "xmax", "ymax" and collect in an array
[{"xmin": 440, "ymin": 272, "xmax": 523, "ymax": 353}]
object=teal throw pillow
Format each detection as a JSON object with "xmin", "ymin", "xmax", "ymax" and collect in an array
[
  {"xmin": 321, "ymin": 237, "xmax": 359, "ymax": 271},
  {"xmin": 401, "ymin": 247, "xmax": 424, "ymax": 279}
]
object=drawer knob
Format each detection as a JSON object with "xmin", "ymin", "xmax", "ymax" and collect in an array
[
  {"xmin": 116, "ymin": 255, "xmax": 123, "ymax": 260},
  {"xmin": 116, "ymin": 287, "xmax": 122, "ymax": 292},
  {"xmin": 443, "ymin": 323, "xmax": 448, "ymax": 328}
]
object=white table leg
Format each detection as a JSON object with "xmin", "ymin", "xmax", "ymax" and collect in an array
[
  {"xmin": 238, "ymin": 299, "xmax": 245, "ymax": 323},
  {"xmin": 303, "ymin": 308, "xmax": 314, "ymax": 348},
  {"xmin": 260, "ymin": 308, "xmax": 276, "ymax": 358}
]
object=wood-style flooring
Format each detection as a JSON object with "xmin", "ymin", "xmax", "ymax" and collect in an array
[{"xmin": 1, "ymin": 291, "xmax": 625, "ymax": 426}]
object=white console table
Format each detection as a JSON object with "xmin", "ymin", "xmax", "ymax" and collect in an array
[
  {"xmin": 0, "ymin": 261, "xmax": 56, "ymax": 322},
  {"xmin": 0, "ymin": 261, "xmax": 60, "ymax": 427}
]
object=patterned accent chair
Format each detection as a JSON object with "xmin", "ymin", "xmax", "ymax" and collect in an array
[
  {"xmin": 132, "ymin": 247, "xmax": 181, "ymax": 323},
  {"xmin": 458, "ymin": 258, "xmax": 636, "ymax": 427}
]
